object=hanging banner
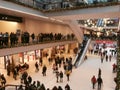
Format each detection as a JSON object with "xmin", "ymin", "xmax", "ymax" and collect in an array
[
  {"xmin": 95, "ymin": 40, "xmax": 114, "ymax": 44},
  {"xmin": 95, "ymin": 40, "xmax": 117, "ymax": 48}
]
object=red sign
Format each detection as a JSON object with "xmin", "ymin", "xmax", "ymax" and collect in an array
[{"xmin": 95, "ymin": 40, "xmax": 114, "ymax": 44}]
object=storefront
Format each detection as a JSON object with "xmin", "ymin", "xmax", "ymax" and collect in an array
[
  {"xmin": 0, "ymin": 43, "xmax": 78, "ymax": 70},
  {"xmin": 19, "ymin": 50, "xmax": 41, "ymax": 63}
]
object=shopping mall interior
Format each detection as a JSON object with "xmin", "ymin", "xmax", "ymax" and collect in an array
[{"xmin": 0, "ymin": 0, "xmax": 119, "ymax": 90}]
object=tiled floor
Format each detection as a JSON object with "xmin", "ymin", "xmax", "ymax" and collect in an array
[{"xmin": 0, "ymin": 52, "xmax": 116, "ymax": 90}]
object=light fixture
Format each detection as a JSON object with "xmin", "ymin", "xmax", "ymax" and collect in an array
[{"xmin": 49, "ymin": 18, "xmax": 56, "ymax": 21}]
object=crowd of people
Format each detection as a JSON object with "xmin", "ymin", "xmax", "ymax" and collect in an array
[
  {"xmin": 17, "ymin": 82, "xmax": 71, "ymax": 90},
  {"xmin": 84, "ymin": 30, "xmax": 117, "ymax": 41},
  {"xmin": 0, "ymin": 47, "xmax": 73, "ymax": 90},
  {"xmin": 0, "ymin": 31, "xmax": 75, "ymax": 48},
  {"xmin": 0, "ymin": 32, "xmax": 117, "ymax": 90},
  {"xmin": 17, "ymin": 55, "xmax": 73, "ymax": 90}
]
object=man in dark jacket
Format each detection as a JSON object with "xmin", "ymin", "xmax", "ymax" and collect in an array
[
  {"xmin": 97, "ymin": 76, "xmax": 103, "ymax": 90},
  {"xmin": 28, "ymin": 75, "xmax": 32, "ymax": 84},
  {"xmin": 42, "ymin": 65, "xmax": 47, "ymax": 76}
]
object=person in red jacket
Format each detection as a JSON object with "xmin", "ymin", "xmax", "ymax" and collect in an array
[
  {"xmin": 112, "ymin": 63, "xmax": 117, "ymax": 73},
  {"xmin": 91, "ymin": 75, "xmax": 97, "ymax": 89}
]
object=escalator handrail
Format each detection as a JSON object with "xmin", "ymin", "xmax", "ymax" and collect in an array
[
  {"xmin": 74, "ymin": 38, "xmax": 91, "ymax": 67},
  {"xmin": 77, "ymin": 38, "xmax": 91, "ymax": 66}
]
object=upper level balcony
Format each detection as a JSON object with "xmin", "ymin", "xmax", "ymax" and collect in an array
[
  {"xmin": 0, "ymin": 33, "xmax": 77, "ymax": 56},
  {"xmin": 4, "ymin": 0, "xmax": 120, "ymax": 12},
  {"xmin": 3, "ymin": 0, "xmax": 120, "ymax": 20}
]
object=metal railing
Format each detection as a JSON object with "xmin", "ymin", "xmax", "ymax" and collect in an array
[
  {"xmin": 0, "ymin": 84, "xmax": 25, "ymax": 90},
  {"xmin": 0, "ymin": 35, "xmax": 76, "ymax": 49},
  {"xmin": 74, "ymin": 37, "xmax": 90, "ymax": 68}
]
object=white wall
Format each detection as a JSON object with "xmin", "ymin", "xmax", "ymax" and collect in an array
[
  {"xmin": 0, "ymin": 18, "xmax": 73, "ymax": 35},
  {"xmin": 0, "ymin": 21, "xmax": 24, "ymax": 34},
  {"xmin": 24, "ymin": 18, "xmax": 72, "ymax": 35}
]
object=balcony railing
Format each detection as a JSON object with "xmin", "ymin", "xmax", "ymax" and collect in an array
[
  {"xmin": 0, "ymin": 84, "xmax": 25, "ymax": 90},
  {"xmin": 4, "ymin": 0, "xmax": 120, "ymax": 12},
  {"xmin": 0, "ymin": 35, "xmax": 76, "ymax": 49}
]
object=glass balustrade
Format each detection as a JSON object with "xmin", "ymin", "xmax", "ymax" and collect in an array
[{"xmin": 0, "ymin": 34, "xmax": 76, "ymax": 49}]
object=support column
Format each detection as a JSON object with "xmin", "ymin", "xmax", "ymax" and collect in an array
[
  {"xmin": 22, "ymin": 52, "xmax": 24, "ymax": 63},
  {"xmin": 34, "ymin": 50, "xmax": 37, "ymax": 60},
  {"xmin": 4, "ymin": 56, "xmax": 6, "ymax": 69},
  {"xmin": 65, "ymin": 44, "xmax": 69, "ymax": 54},
  {"xmin": 48, "ymin": 48, "xmax": 52, "ymax": 58},
  {"xmin": 40, "ymin": 49, "xmax": 43, "ymax": 58}
]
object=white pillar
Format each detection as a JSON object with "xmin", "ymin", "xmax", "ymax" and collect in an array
[
  {"xmin": 48, "ymin": 47, "xmax": 52, "ymax": 58},
  {"xmin": 65, "ymin": 44, "xmax": 69, "ymax": 54}
]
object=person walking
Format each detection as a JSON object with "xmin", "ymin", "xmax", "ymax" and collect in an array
[
  {"xmin": 105, "ymin": 55, "xmax": 108, "ymax": 62},
  {"xmin": 35, "ymin": 62, "xmax": 39, "ymax": 72},
  {"xmin": 109, "ymin": 55, "xmax": 112, "ymax": 62},
  {"xmin": 56, "ymin": 71, "xmax": 59, "ymax": 83},
  {"xmin": 6, "ymin": 65, "xmax": 10, "ymax": 76},
  {"xmin": 98, "ymin": 68, "xmax": 101, "ymax": 77},
  {"xmin": 1, "ymin": 74, "xmax": 6, "ymax": 86},
  {"xmin": 91, "ymin": 75, "xmax": 97, "ymax": 89},
  {"xmin": 59, "ymin": 71, "xmax": 63, "ymax": 82},
  {"xmin": 97, "ymin": 76, "xmax": 103, "ymax": 90},
  {"xmin": 101, "ymin": 55, "xmax": 104, "ymax": 63},
  {"xmin": 27, "ymin": 75, "xmax": 32, "ymax": 84},
  {"xmin": 66, "ymin": 70, "xmax": 70, "ymax": 81},
  {"xmin": 39, "ymin": 57, "xmax": 43, "ymax": 66},
  {"xmin": 42, "ymin": 65, "xmax": 47, "ymax": 76},
  {"xmin": 112, "ymin": 63, "xmax": 117, "ymax": 73},
  {"xmin": 13, "ymin": 68, "xmax": 17, "ymax": 80}
]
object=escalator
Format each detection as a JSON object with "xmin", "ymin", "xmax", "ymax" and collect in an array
[{"xmin": 74, "ymin": 38, "xmax": 91, "ymax": 68}]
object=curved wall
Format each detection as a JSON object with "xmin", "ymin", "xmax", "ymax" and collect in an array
[
  {"xmin": 0, "ymin": 18, "xmax": 72, "ymax": 35},
  {"xmin": 24, "ymin": 18, "xmax": 72, "ymax": 35}
]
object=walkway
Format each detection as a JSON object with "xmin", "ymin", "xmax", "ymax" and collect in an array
[{"xmin": 1, "ymin": 53, "xmax": 116, "ymax": 90}]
